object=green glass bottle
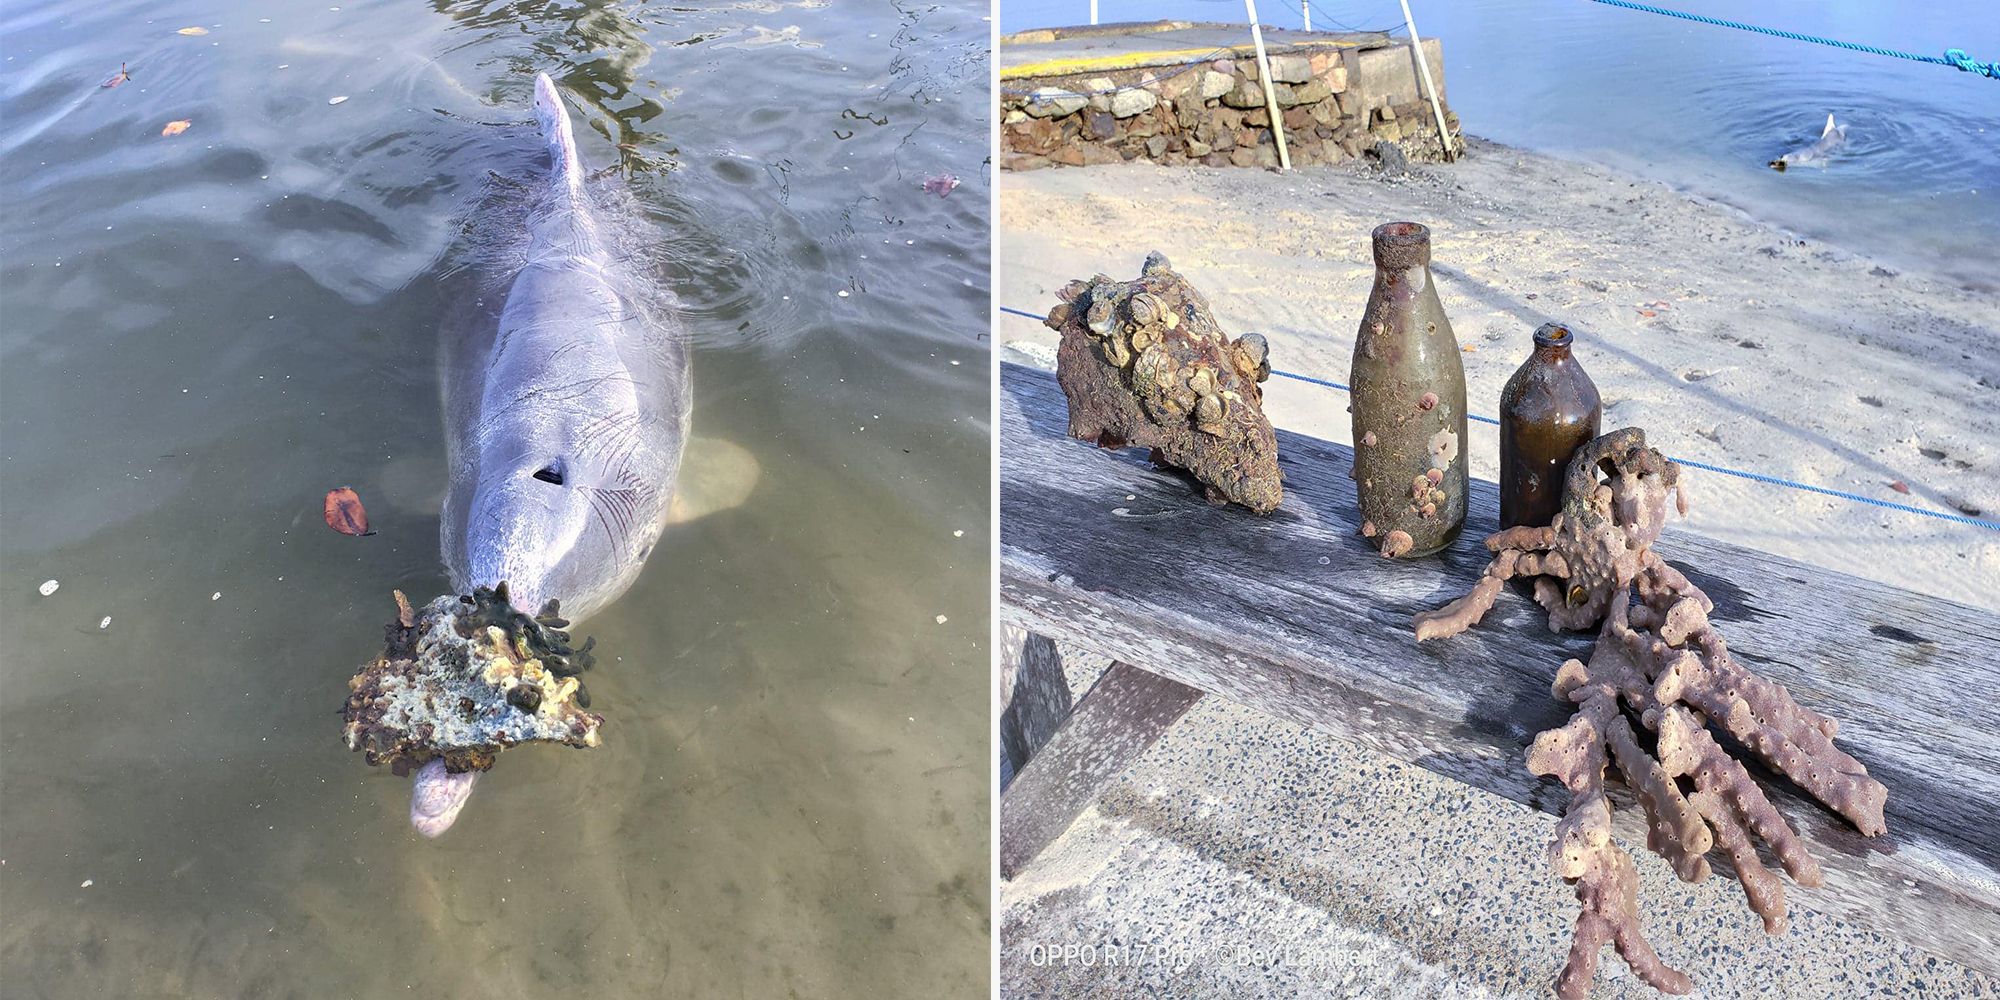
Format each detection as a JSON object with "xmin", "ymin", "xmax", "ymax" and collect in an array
[
  {"xmin": 1350, "ymin": 222, "xmax": 1467, "ymax": 558},
  {"xmin": 1499, "ymin": 322, "xmax": 1601, "ymax": 529}
]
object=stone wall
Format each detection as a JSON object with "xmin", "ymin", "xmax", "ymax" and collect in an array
[{"xmin": 1001, "ymin": 39, "xmax": 1460, "ymax": 170}]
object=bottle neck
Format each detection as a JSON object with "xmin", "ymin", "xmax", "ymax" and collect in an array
[{"xmin": 1531, "ymin": 323, "xmax": 1575, "ymax": 362}]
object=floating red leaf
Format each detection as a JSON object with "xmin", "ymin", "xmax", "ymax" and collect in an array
[
  {"xmin": 1888, "ymin": 480, "xmax": 1911, "ymax": 495},
  {"xmin": 324, "ymin": 487, "xmax": 375, "ymax": 536}
]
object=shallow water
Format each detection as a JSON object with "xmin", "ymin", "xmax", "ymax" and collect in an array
[
  {"xmin": 0, "ymin": 0, "xmax": 990, "ymax": 995},
  {"xmin": 1002, "ymin": 0, "xmax": 2000, "ymax": 287}
]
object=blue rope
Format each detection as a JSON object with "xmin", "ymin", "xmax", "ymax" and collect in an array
[
  {"xmin": 1583, "ymin": 0, "xmax": 1999, "ymax": 79},
  {"xmin": 1000, "ymin": 305, "xmax": 1996, "ymax": 530},
  {"xmin": 1666, "ymin": 458, "xmax": 1994, "ymax": 529}
]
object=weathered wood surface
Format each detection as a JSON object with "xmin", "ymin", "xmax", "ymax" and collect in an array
[
  {"xmin": 999, "ymin": 361, "xmax": 2000, "ymax": 976},
  {"xmin": 1000, "ymin": 660, "xmax": 1205, "ymax": 880},
  {"xmin": 1000, "ymin": 626, "xmax": 1074, "ymax": 787}
]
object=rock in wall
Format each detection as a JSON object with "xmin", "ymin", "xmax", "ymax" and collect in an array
[{"xmin": 1000, "ymin": 38, "xmax": 1459, "ymax": 170}]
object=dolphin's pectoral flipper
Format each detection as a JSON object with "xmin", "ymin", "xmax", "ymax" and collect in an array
[
  {"xmin": 1822, "ymin": 113, "xmax": 1837, "ymax": 137},
  {"xmin": 667, "ymin": 436, "xmax": 761, "ymax": 525}
]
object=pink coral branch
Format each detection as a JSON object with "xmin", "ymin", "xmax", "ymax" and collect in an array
[{"xmin": 1411, "ymin": 427, "xmax": 1887, "ymax": 997}]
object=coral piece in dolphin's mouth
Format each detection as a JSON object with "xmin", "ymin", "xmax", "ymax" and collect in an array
[{"xmin": 342, "ymin": 586, "xmax": 603, "ymax": 778}]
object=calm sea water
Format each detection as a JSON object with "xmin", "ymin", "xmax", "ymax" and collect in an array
[
  {"xmin": 0, "ymin": 0, "xmax": 990, "ymax": 995},
  {"xmin": 1002, "ymin": 0, "xmax": 2000, "ymax": 287}
]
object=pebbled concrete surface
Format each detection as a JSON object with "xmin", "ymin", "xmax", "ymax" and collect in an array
[{"xmin": 1000, "ymin": 647, "xmax": 1997, "ymax": 999}]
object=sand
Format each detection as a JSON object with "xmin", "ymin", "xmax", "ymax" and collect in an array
[
  {"xmin": 996, "ymin": 139, "xmax": 2000, "ymax": 998},
  {"xmin": 998, "ymin": 138, "xmax": 1999, "ymax": 611}
]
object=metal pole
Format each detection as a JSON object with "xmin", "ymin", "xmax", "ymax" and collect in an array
[
  {"xmin": 1090, "ymin": 0, "xmax": 1098, "ymax": 25},
  {"xmin": 1243, "ymin": 0, "xmax": 1293, "ymax": 171},
  {"xmin": 1396, "ymin": 0, "xmax": 1457, "ymax": 160}
]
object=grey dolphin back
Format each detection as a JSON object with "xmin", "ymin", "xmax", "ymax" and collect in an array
[
  {"xmin": 1769, "ymin": 113, "xmax": 1848, "ymax": 171},
  {"xmin": 438, "ymin": 72, "xmax": 691, "ymax": 624}
]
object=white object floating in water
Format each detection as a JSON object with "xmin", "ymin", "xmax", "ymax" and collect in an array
[
  {"xmin": 80, "ymin": 879, "xmax": 93, "ymax": 888},
  {"xmin": 836, "ymin": 289, "xmax": 849, "ymax": 298},
  {"xmin": 328, "ymin": 96, "xmax": 349, "ymax": 106},
  {"xmin": 99, "ymin": 616, "xmax": 112, "ymax": 629},
  {"xmin": 952, "ymin": 529, "xmax": 964, "ymax": 537},
  {"xmin": 211, "ymin": 592, "xmax": 222, "ymax": 601},
  {"xmin": 934, "ymin": 614, "xmax": 948, "ymax": 624},
  {"xmin": 38, "ymin": 579, "xmax": 58, "ymax": 596}
]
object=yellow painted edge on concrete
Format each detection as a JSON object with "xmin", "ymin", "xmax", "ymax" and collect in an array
[
  {"xmin": 1001, "ymin": 22, "xmax": 1196, "ymax": 45},
  {"xmin": 1001, "ymin": 38, "xmax": 1375, "ymax": 80}
]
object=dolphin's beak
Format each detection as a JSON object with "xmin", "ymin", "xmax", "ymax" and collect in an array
[{"xmin": 410, "ymin": 758, "xmax": 480, "ymax": 837}]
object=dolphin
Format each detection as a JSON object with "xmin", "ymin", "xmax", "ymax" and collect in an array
[
  {"xmin": 419, "ymin": 71, "xmax": 692, "ymax": 836},
  {"xmin": 1769, "ymin": 114, "xmax": 1847, "ymax": 171}
]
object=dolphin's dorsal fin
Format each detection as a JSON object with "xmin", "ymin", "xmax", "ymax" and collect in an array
[
  {"xmin": 533, "ymin": 72, "xmax": 583, "ymax": 192},
  {"xmin": 1822, "ymin": 113, "xmax": 1837, "ymax": 137}
]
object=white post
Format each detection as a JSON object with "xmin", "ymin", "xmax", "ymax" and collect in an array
[
  {"xmin": 1302, "ymin": 1, "xmax": 1311, "ymax": 31},
  {"xmin": 1089, "ymin": 0, "xmax": 1098, "ymax": 25},
  {"xmin": 1396, "ymin": 0, "xmax": 1457, "ymax": 160},
  {"xmin": 1243, "ymin": 0, "xmax": 1293, "ymax": 171}
]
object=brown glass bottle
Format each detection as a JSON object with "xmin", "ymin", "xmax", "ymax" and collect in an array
[
  {"xmin": 1499, "ymin": 322, "xmax": 1601, "ymax": 529},
  {"xmin": 1350, "ymin": 222, "xmax": 1467, "ymax": 558}
]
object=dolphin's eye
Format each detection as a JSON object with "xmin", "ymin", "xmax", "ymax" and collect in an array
[{"xmin": 532, "ymin": 464, "xmax": 565, "ymax": 486}]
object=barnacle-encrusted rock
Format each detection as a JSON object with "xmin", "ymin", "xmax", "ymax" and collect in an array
[
  {"xmin": 343, "ymin": 586, "xmax": 602, "ymax": 777},
  {"xmin": 1047, "ymin": 252, "xmax": 1282, "ymax": 512},
  {"xmin": 1412, "ymin": 428, "xmax": 1888, "ymax": 999}
]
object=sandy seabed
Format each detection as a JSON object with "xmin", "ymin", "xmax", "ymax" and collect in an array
[{"xmin": 997, "ymin": 138, "xmax": 1999, "ymax": 999}]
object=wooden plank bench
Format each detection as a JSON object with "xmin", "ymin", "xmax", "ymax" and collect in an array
[{"xmin": 997, "ymin": 360, "xmax": 2000, "ymax": 977}]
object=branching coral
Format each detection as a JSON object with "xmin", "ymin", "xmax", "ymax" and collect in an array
[
  {"xmin": 1047, "ymin": 252, "xmax": 1282, "ymax": 512},
  {"xmin": 1413, "ymin": 427, "xmax": 1888, "ymax": 998}
]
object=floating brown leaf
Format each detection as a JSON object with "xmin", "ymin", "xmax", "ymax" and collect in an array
[
  {"xmin": 101, "ymin": 63, "xmax": 131, "ymax": 88},
  {"xmin": 161, "ymin": 119, "xmax": 191, "ymax": 136},
  {"xmin": 176, "ymin": 26, "xmax": 208, "ymax": 35},
  {"xmin": 324, "ymin": 487, "xmax": 375, "ymax": 536}
]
